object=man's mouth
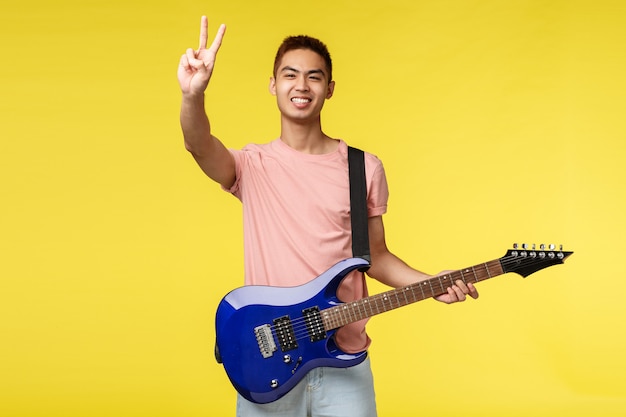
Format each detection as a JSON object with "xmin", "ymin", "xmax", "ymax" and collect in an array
[{"xmin": 291, "ymin": 97, "xmax": 312, "ymax": 104}]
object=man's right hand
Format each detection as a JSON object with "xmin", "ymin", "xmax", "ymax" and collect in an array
[{"xmin": 177, "ymin": 16, "xmax": 226, "ymax": 96}]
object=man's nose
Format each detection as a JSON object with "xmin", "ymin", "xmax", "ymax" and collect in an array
[{"xmin": 295, "ymin": 75, "xmax": 309, "ymax": 91}]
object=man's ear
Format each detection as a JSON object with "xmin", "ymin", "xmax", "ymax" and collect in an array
[
  {"xmin": 269, "ymin": 77, "xmax": 277, "ymax": 95},
  {"xmin": 326, "ymin": 80, "xmax": 335, "ymax": 99}
]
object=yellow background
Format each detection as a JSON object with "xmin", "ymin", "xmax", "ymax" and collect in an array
[{"xmin": 2, "ymin": 0, "xmax": 625, "ymax": 416}]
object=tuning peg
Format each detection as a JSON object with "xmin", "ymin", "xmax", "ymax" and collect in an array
[
  {"xmin": 532, "ymin": 244, "xmax": 536, "ymax": 250},
  {"xmin": 540, "ymin": 244, "xmax": 546, "ymax": 250},
  {"xmin": 513, "ymin": 243, "xmax": 518, "ymax": 249},
  {"xmin": 522, "ymin": 243, "xmax": 528, "ymax": 250},
  {"xmin": 549, "ymin": 244, "xmax": 556, "ymax": 250},
  {"xmin": 559, "ymin": 244, "xmax": 563, "ymax": 251}
]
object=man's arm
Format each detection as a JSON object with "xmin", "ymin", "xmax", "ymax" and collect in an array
[
  {"xmin": 366, "ymin": 216, "xmax": 479, "ymax": 304},
  {"xmin": 177, "ymin": 16, "xmax": 236, "ymax": 189}
]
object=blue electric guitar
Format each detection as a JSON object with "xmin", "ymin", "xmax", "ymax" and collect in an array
[{"xmin": 215, "ymin": 245, "xmax": 573, "ymax": 404}]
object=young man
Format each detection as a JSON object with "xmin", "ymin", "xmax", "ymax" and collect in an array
[{"xmin": 178, "ymin": 16, "xmax": 478, "ymax": 417}]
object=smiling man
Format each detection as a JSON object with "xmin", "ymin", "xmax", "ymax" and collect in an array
[
  {"xmin": 270, "ymin": 36, "xmax": 336, "ymax": 142},
  {"xmin": 177, "ymin": 16, "xmax": 478, "ymax": 417}
]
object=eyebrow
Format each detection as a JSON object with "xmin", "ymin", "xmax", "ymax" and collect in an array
[{"xmin": 280, "ymin": 66, "xmax": 327, "ymax": 78}]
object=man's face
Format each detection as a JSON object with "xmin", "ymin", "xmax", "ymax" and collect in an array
[{"xmin": 270, "ymin": 49, "xmax": 335, "ymax": 122}]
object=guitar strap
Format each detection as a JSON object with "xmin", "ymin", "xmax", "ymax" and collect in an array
[{"xmin": 348, "ymin": 146, "xmax": 371, "ymax": 271}]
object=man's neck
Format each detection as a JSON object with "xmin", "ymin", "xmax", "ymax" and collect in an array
[{"xmin": 279, "ymin": 118, "xmax": 338, "ymax": 155}]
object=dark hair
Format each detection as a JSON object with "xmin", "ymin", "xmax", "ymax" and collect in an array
[{"xmin": 273, "ymin": 35, "xmax": 333, "ymax": 82}]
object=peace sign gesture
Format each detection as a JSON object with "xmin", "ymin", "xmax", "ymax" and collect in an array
[{"xmin": 178, "ymin": 16, "xmax": 226, "ymax": 96}]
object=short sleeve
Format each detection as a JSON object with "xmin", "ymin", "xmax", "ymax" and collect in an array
[
  {"xmin": 365, "ymin": 156, "xmax": 389, "ymax": 217},
  {"xmin": 221, "ymin": 149, "xmax": 244, "ymax": 199}
]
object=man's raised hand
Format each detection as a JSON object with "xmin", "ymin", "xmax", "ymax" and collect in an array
[{"xmin": 178, "ymin": 16, "xmax": 226, "ymax": 96}]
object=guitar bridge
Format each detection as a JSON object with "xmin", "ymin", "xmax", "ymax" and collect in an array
[{"xmin": 254, "ymin": 324, "xmax": 277, "ymax": 358}]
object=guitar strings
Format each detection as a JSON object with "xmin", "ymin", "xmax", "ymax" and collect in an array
[
  {"xmin": 259, "ymin": 253, "xmax": 569, "ymax": 346},
  {"xmin": 270, "ymin": 255, "xmax": 564, "ymax": 341}
]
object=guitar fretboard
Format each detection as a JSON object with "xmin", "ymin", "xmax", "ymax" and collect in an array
[{"xmin": 321, "ymin": 259, "xmax": 504, "ymax": 330}]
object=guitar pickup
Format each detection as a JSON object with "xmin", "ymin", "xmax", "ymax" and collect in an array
[
  {"xmin": 303, "ymin": 306, "xmax": 327, "ymax": 343},
  {"xmin": 273, "ymin": 315, "xmax": 298, "ymax": 352}
]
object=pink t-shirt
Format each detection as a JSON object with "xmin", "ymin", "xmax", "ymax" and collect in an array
[{"xmin": 225, "ymin": 138, "xmax": 389, "ymax": 353}]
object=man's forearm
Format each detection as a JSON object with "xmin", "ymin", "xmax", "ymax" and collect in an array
[
  {"xmin": 181, "ymin": 92, "xmax": 212, "ymax": 156},
  {"xmin": 368, "ymin": 249, "xmax": 431, "ymax": 288}
]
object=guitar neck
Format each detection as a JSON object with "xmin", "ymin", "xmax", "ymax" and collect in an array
[{"xmin": 321, "ymin": 258, "xmax": 503, "ymax": 330}]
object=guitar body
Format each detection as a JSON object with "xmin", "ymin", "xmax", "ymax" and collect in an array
[{"xmin": 215, "ymin": 258, "xmax": 370, "ymax": 404}]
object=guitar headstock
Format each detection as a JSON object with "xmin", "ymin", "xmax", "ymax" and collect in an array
[{"xmin": 501, "ymin": 243, "xmax": 573, "ymax": 278}]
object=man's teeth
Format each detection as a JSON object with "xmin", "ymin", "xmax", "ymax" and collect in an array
[{"xmin": 291, "ymin": 98, "xmax": 311, "ymax": 103}]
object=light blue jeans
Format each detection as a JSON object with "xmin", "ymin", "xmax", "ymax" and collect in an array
[{"xmin": 236, "ymin": 356, "xmax": 377, "ymax": 417}]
